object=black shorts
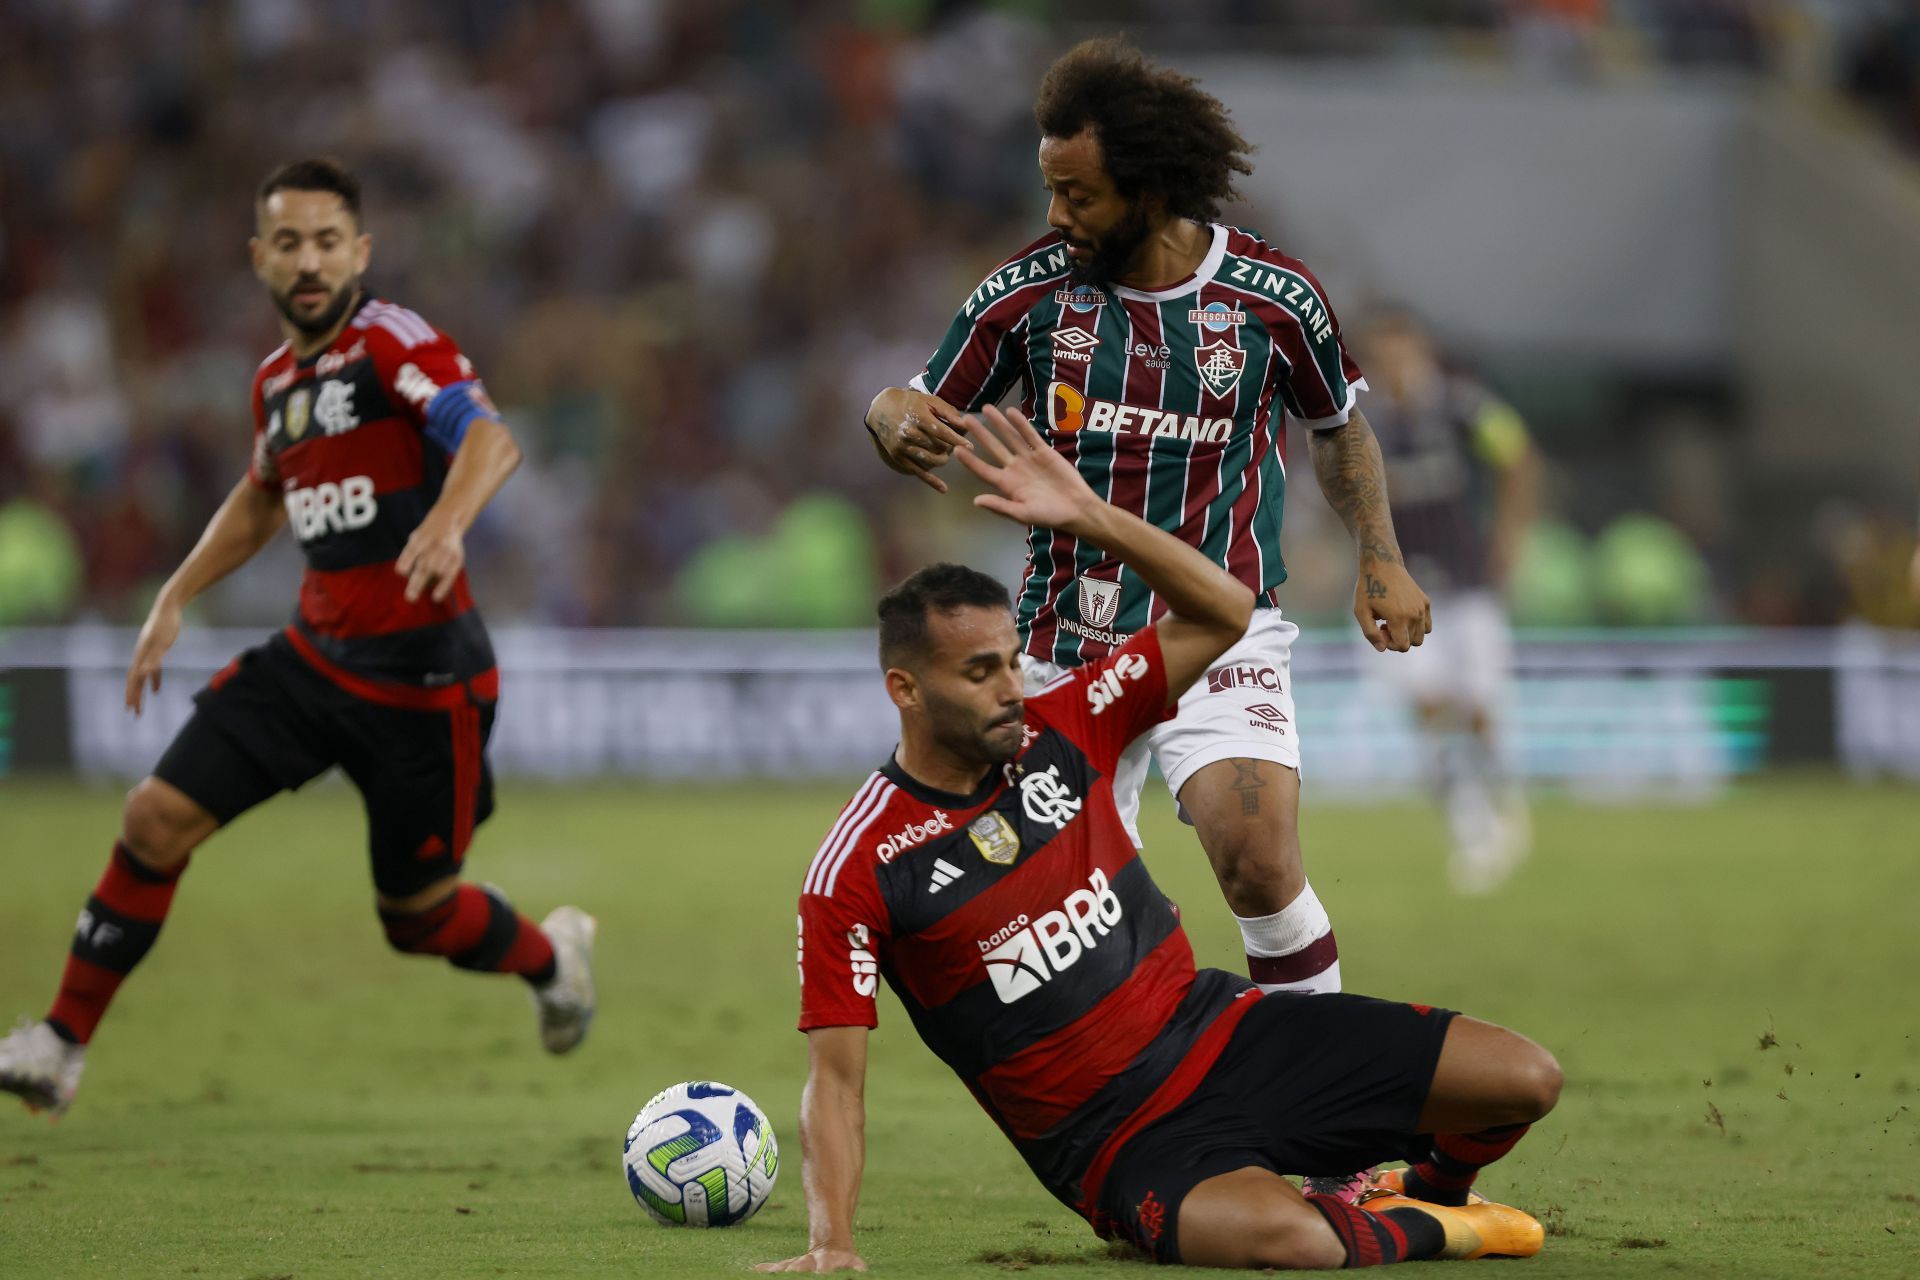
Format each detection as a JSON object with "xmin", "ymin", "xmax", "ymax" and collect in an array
[
  {"xmin": 1096, "ymin": 991, "xmax": 1456, "ymax": 1264},
  {"xmin": 152, "ymin": 631, "xmax": 497, "ymax": 899}
]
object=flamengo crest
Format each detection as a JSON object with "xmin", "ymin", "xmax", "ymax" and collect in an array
[
  {"xmin": 1019, "ymin": 765, "xmax": 1082, "ymax": 830},
  {"xmin": 1194, "ymin": 340, "xmax": 1247, "ymax": 397},
  {"xmin": 1077, "ymin": 577, "xmax": 1123, "ymax": 630}
]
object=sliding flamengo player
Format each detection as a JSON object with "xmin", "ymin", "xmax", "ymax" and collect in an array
[
  {"xmin": 0, "ymin": 159, "xmax": 595, "ymax": 1116},
  {"xmin": 862, "ymin": 42, "xmax": 1433, "ymax": 1207},
  {"xmin": 759, "ymin": 406, "xmax": 1558, "ymax": 1273}
]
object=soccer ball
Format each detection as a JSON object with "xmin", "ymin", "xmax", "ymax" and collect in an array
[{"xmin": 623, "ymin": 1080, "xmax": 779, "ymax": 1227}]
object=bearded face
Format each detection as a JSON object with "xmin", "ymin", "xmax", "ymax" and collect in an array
[{"xmin": 252, "ymin": 188, "xmax": 369, "ymax": 341}]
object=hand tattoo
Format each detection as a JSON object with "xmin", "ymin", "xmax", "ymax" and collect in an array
[{"xmin": 1366, "ymin": 575, "xmax": 1388, "ymax": 599}]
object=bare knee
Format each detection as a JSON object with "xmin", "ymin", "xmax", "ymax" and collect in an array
[
  {"xmin": 1203, "ymin": 821, "xmax": 1306, "ymax": 917},
  {"xmin": 1184, "ymin": 761, "xmax": 1305, "ymax": 916},
  {"xmin": 1214, "ymin": 830, "xmax": 1284, "ymax": 909},
  {"xmin": 1517, "ymin": 1045, "xmax": 1563, "ymax": 1121},
  {"xmin": 1177, "ymin": 1170, "xmax": 1345, "ymax": 1270},
  {"xmin": 121, "ymin": 778, "xmax": 215, "ymax": 872},
  {"xmin": 1242, "ymin": 1212, "xmax": 1345, "ymax": 1270}
]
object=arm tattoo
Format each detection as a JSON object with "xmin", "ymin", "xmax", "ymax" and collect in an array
[
  {"xmin": 1228, "ymin": 759, "xmax": 1267, "ymax": 815},
  {"xmin": 1308, "ymin": 410, "xmax": 1402, "ymax": 566}
]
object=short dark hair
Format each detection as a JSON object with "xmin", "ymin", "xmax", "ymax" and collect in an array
[
  {"xmin": 257, "ymin": 157, "xmax": 362, "ymax": 223},
  {"xmin": 1033, "ymin": 37, "xmax": 1253, "ymax": 222},
  {"xmin": 877, "ymin": 563, "xmax": 1011, "ymax": 671}
]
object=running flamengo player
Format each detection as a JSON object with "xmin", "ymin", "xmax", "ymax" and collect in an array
[
  {"xmin": 863, "ymin": 39, "xmax": 1430, "ymax": 1199},
  {"xmin": 0, "ymin": 158, "xmax": 595, "ymax": 1117},
  {"xmin": 758, "ymin": 406, "xmax": 1559, "ymax": 1273}
]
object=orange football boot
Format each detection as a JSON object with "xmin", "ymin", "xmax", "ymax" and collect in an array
[
  {"xmin": 1369, "ymin": 1165, "xmax": 1488, "ymax": 1206},
  {"xmin": 1357, "ymin": 1188, "xmax": 1545, "ymax": 1260}
]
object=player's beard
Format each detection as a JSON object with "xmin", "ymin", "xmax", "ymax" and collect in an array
[
  {"xmin": 1068, "ymin": 201, "xmax": 1154, "ymax": 288},
  {"xmin": 928, "ymin": 692, "xmax": 1025, "ymax": 772},
  {"xmin": 272, "ymin": 275, "xmax": 359, "ymax": 336}
]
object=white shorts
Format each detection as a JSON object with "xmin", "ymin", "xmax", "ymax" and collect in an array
[
  {"xmin": 1370, "ymin": 590, "xmax": 1513, "ymax": 711},
  {"xmin": 1022, "ymin": 609, "xmax": 1302, "ymax": 847}
]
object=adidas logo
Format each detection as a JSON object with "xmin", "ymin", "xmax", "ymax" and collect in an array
[{"xmin": 928, "ymin": 858, "xmax": 964, "ymax": 894}]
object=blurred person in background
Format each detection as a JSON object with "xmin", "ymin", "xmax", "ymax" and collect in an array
[
  {"xmin": 1352, "ymin": 309, "xmax": 1541, "ymax": 895},
  {"xmin": 861, "ymin": 37, "xmax": 1431, "ymax": 1203},
  {"xmin": 1912, "ymin": 525, "xmax": 1920, "ymax": 604},
  {"xmin": 0, "ymin": 160, "xmax": 595, "ymax": 1117}
]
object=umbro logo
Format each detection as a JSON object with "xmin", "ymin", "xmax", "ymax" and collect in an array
[
  {"xmin": 928, "ymin": 857, "xmax": 964, "ymax": 894},
  {"xmin": 1052, "ymin": 327, "xmax": 1100, "ymax": 364},
  {"xmin": 1247, "ymin": 702, "xmax": 1289, "ymax": 734}
]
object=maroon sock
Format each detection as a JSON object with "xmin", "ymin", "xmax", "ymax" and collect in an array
[
  {"xmin": 1246, "ymin": 928, "xmax": 1340, "ymax": 988},
  {"xmin": 380, "ymin": 884, "xmax": 556, "ymax": 985},
  {"xmin": 46, "ymin": 843, "xmax": 187, "ymax": 1044},
  {"xmin": 1309, "ymin": 1194, "xmax": 1445, "ymax": 1267},
  {"xmin": 1404, "ymin": 1123, "xmax": 1532, "ymax": 1205}
]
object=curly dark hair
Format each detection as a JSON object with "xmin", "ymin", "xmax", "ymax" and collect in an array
[
  {"xmin": 1033, "ymin": 37, "xmax": 1253, "ymax": 221},
  {"xmin": 877, "ymin": 563, "xmax": 1011, "ymax": 671}
]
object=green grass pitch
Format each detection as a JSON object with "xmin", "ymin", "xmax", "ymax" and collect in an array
[{"xmin": 1, "ymin": 775, "xmax": 1915, "ymax": 1278}]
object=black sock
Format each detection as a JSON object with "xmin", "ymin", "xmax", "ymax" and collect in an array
[
  {"xmin": 1401, "ymin": 1163, "xmax": 1469, "ymax": 1207},
  {"xmin": 1377, "ymin": 1207, "xmax": 1447, "ymax": 1259},
  {"xmin": 1309, "ymin": 1195, "xmax": 1447, "ymax": 1266}
]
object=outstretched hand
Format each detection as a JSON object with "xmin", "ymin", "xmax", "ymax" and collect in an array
[{"xmin": 953, "ymin": 405, "xmax": 1096, "ymax": 534}]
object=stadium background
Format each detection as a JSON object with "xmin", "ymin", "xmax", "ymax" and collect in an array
[{"xmin": 2, "ymin": 2, "xmax": 1917, "ymax": 1277}]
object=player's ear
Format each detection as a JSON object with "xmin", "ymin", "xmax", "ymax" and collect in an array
[
  {"xmin": 883, "ymin": 667, "xmax": 920, "ymax": 713},
  {"xmin": 248, "ymin": 235, "xmax": 265, "ymax": 276},
  {"xmin": 353, "ymin": 231, "xmax": 372, "ymax": 274}
]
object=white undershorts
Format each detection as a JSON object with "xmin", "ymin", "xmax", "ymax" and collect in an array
[
  {"xmin": 1369, "ymin": 590, "xmax": 1513, "ymax": 711},
  {"xmin": 1022, "ymin": 609, "xmax": 1302, "ymax": 847}
]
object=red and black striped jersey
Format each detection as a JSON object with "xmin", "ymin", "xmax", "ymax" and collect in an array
[
  {"xmin": 796, "ymin": 629, "xmax": 1259, "ymax": 1213},
  {"xmin": 248, "ymin": 296, "xmax": 501, "ymax": 686}
]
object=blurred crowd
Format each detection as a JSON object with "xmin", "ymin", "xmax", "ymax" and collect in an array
[{"xmin": 1, "ymin": 0, "xmax": 1916, "ymax": 633}]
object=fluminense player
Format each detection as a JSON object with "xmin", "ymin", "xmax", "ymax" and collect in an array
[
  {"xmin": 862, "ymin": 38, "xmax": 1430, "ymax": 1198},
  {"xmin": 759, "ymin": 406, "xmax": 1557, "ymax": 1273},
  {"xmin": 0, "ymin": 159, "xmax": 595, "ymax": 1116},
  {"xmin": 1353, "ymin": 309, "xmax": 1541, "ymax": 894}
]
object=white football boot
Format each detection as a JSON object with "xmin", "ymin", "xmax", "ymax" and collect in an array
[
  {"xmin": 0, "ymin": 1019, "xmax": 86, "ymax": 1116},
  {"xmin": 532, "ymin": 906, "xmax": 597, "ymax": 1054}
]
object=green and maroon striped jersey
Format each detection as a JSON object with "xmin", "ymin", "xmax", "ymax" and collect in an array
[{"xmin": 911, "ymin": 224, "xmax": 1366, "ymax": 665}]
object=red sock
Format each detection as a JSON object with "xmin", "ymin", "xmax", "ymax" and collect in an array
[
  {"xmin": 47, "ymin": 843, "xmax": 188, "ymax": 1045},
  {"xmin": 1404, "ymin": 1123, "xmax": 1532, "ymax": 1205},
  {"xmin": 380, "ymin": 884, "xmax": 556, "ymax": 984}
]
